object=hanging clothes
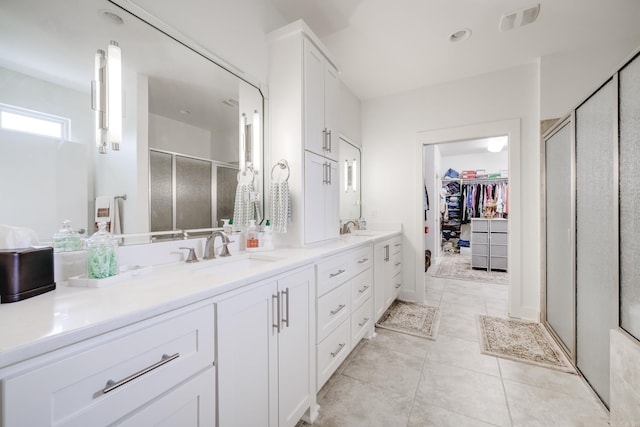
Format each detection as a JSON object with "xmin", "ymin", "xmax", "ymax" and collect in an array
[{"xmin": 460, "ymin": 180, "xmax": 509, "ymax": 221}]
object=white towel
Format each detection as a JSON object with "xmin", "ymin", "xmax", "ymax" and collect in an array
[
  {"xmin": 233, "ymin": 182, "xmax": 262, "ymax": 228},
  {"xmin": 269, "ymin": 180, "xmax": 290, "ymax": 233},
  {"xmin": 0, "ymin": 224, "xmax": 39, "ymax": 249}
]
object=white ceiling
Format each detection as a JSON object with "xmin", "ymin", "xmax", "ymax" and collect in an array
[{"xmin": 271, "ymin": 0, "xmax": 640, "ymax": 100}]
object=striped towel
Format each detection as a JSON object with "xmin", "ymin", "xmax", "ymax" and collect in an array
[{"xmin": 269, "ymin": 180, "xmax": 290, "ymax": 233}]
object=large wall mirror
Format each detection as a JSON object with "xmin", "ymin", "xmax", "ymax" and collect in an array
[
  {"xmin": 0, "ymin": 0, "xmax": 263, "ymax": 244},
  {"xmin": 339, "ymin": 137, "xmax": 361, "ymax": 220}
]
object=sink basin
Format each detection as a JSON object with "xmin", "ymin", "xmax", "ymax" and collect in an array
[{"xmin": 193, "ymin": 253, "xmax": 284, "ymax": 275}]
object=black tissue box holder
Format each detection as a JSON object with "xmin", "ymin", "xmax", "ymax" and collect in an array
[{"xmin": 0, "ymin": 247, "xmax": 56, "ymax": 303}]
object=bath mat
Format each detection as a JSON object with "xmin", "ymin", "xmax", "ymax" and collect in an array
[
  {"xmin": 477, "ymin": 315, "xmax": 575, "ymax": 373},
  {"xmin": 431, "ymin": 254, "xmax": 509, "ymax": 285},
  {"xmin": 376, "ymin": 300, "xmax": 440, "ymax": 340}
]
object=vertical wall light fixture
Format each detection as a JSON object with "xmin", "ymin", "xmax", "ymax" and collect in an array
[
  {"xmin": 252, "ymin": 110, "xmax": 260, "ymax": 172},
  {"xmin": 91, "ymin": 40, "xmax": 122, "ymax": 154},
  {"xmin": 344, "ymin": 158, "xmax": 357, "ymax": 192}
]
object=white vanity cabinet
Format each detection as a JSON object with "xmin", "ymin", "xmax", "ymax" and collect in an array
[
  {"xmin": 374, "ymin": 235, "xmax": 403, "ymax": 321},
  {"xmin": 268, "ymin": 20, "xmax": 340, "ymax": 246},
  {"xmin": 216, "ymin": 266, "xmax": 315, "ymax": 427},
  {"xmin": 315, "ymin": 244, "xmax": 373, "ymax": 390},
  {"xmin": 0, "ymin": 303, "xmax": 216, "ymax": 427}
]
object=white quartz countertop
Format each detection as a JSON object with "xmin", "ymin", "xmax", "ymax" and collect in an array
[{"xmin": 0, "ymin": 230, "xmax": 400, "ymax": 369}]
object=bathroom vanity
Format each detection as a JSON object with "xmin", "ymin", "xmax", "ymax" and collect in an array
[{"xmin": 0, "ymin": 230, "xmax": 401, "ymax": 426}]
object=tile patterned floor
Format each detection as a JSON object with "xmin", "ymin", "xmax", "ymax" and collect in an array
[{"xmin": 301, "ymin": 261, "xmax": 610, "ymax": 427}]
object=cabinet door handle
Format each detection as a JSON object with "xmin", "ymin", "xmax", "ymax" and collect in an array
[
  {"xmin": 327, "ymin": 129, "xmax": 332, "ymax": 152},
  {"xmin": 322, "ymin": 162, "xmax": 327, "ymax": 184},
  {"xmin": 358, "ymin": 257, "xmax": 369, "ymax": 264},
  {"xmin": 329, "ymin": 269, "xmax": 346, "ymax": 278},
  {"xmin": 384, "ymin": 245, "xmax": 390, "ymax": 262},
  {"xmin": 330, "ymin": 343, "xmax": 346, "ymax": 358},
  {"xmin": 102, "ymin": 353, "xmax": 180, "ymax": 394},
  {"xmin": 327, "ymin": 162, "xmax": 332, "ymax": 184},
  {"xmin": 358, "ymin": 285, "xmax": 369, "ymax": 294},
  {"xmin": 272, "ymin": 292, "xmax": 281, "ymax": 333},
  {"xmin": 281, "ymin": 288, "xmax": 290, "ymax": 328},
  {"xmin": 358, "ymin": 317, "xmax": 369, "ymax": 327},
  {"xmin": 322, "ymin": 128, "xmax": 327, "ymax": 151},
  {"xmin": 330, "ymin": 304, "xmax": 346, "ymax": 316}
]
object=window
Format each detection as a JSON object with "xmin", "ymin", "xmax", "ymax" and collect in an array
[{"xmin": 0, "ymin": 103, "xmax": 70, "ymax": 140}]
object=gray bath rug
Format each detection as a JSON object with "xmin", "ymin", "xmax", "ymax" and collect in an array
[
  {"xmin": 432, "ymin": 254, "xmax": 509, "ymax": 285},
  {"xmin": 477, "ymin": 315, "xmax": 575, "ymax": 373},
  {"xmin": 376, "ymin": 300, "xmax": 440, "ymax": 340}
]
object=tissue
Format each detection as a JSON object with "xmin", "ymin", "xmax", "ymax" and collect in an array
[{"xmin": 0, "ymin": 224, "xmax": 39, "ymax": 249}]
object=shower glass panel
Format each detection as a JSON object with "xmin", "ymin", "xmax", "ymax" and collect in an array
[
  {"xmin": 544, "ymin": 120, "xmax": 574, "ymax": 356},
  {"xmin": 620, "ymin": 53, "xmax": 640, "ymax": 342},
  {"xmin": 149, "ymin": 150, "xmax": 173, "ymax": 232},
  {"xmin": 575, "ymin": 78, "xmax": 616, "ymax": 407},
  {"xmin": 216, "ymin": 166, "xmax": 238, "ymax": 225},
  {"xmin": 175, "ymin": 155, "xmax": 212, "ymax": 230}
]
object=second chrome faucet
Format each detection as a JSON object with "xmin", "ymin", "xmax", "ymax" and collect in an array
[{"xmin": 203, "ymin": 230, "xmax": 232, "ymax": 259}]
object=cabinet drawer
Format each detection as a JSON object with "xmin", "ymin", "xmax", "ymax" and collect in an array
[
  {"xmin": 391, "ymin": 252, "xmax": 402, "ymax": 276},
  {"xmin": 2, "ymin": 304, "xmax": 215, "ymax": 427},
  {"xmin": 490, "ymin": 256, "xmax": 508, "ymax": 271},
  {"xmin": 351, "ymin": 245, "xmax": 372, "ymax": 276},
  {"xmin": 392, "ymin": 272, "xmax": 402, "ymax": 295},
  {"xmin": 350, "ymin": 269, "xmax": 372, "ymax": 312},
  {"xmin": 472, "ymin": 255, "xmax": 488, "ymax": 269},
  {"xmin": 472, "ymin": 232, "xmax": 488, "ymax": 244},
  {"xmin": 317, "ymin": 281, "xmax": 350, "ymax": 342},
  {"xmin": 351, "ymin": 297, "xmax": 373, "ymax": 347},
  {"xmin": 317, "ymin": 253, "xmax": 351, "ymax": 297},
  {"xmin": 390, "ymin": 237, "xmax": 402, "ymax": 255},
  {"xmin": 317, "ymin": 318, "xmax": 350, "ymax": 391},
  {"xmin": 472, "ymin": 219, "xmax": 489, "ymax": 232},
  {"xmin": 490, "ymin": 244, "xmax": 508, "ymax": 257},
  {"xmin": 490, "ymin": 220, "xmax": 508, "ymax": 232},
  {"xmin": 472, "ymin": 243, "xmax": 488, "ymax": 256},
  {"xmin": 490, "ymin": 232, "xmax": 508, "ymax": 245}
]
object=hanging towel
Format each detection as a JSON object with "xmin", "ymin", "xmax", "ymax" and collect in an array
[
  {"xmin": 233, "ymin": 181, "xmax": 262, "ymax": 228},
  {"xmin": 113, "ymin": 197, "xmax": 123, "ymax": 235},
  {"xmin": 95, "ymin": 196, "xmax": 113, "ymax": 232},
  {"xmin": 269, "ymin": 180, "xmax": 290, "ymax": 233}
]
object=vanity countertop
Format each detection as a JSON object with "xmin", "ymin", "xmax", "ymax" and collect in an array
[{"xmin": 0, "ymin": 230, "xmax": 400, "ymax": 369}]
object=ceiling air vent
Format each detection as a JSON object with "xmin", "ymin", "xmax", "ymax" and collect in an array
[{"xmin": 499, "ymin": 3, "xmax": 540, "ymax": 32}]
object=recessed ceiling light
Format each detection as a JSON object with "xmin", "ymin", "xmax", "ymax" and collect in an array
[
  {"xmin": 449, "ymin": 28, "xmax": 471, "ymax": 43},
  {"xmin": 99, "ymin": 10, "xmax": 124, "ymax": 25}
]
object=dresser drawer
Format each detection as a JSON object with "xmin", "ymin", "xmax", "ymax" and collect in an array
[
  {"xmin": 350, "ymin": 297, "xmax": 373, "ymax": 347},
  {"xmin": 317, "ymin": 281, "xmax": 350, "ymax": 342},
  {"xmin": 350, "ymin": 269, "xmax": 372, "ymax": 312},
  {"xmin": 317, "ymin": 318, "xmax": 350, "ymax": 391},
  {"xmin": 472, "ymin": 232, "xmax": 488, "ymax": 244},
  {"xmin": 472, "ymin": 243, "xmax": 488, "ymax": 256},
  {"xmin": 316, "ymin": 253, "xmax": 351, "ymax": 297},
  {"xmin": 351, "ymin": 245, "xmax": 372, "ymax": 276},
  {"xmin": 490, "ymin": 256, "xmax": 508, "ymax": 271},
  {"xmin": 490, "ymin": 244, "xmax": 508, "ymax": 257},
  {"xmin": 2, "ymin": 304, "xmax": 215, "ymax": 427},
  {"xmin": 490, "ymin": 232, "xmax": 508, "ymax": 245},
  {"xmin": 490, "ymin": 219, "xmax": 508, "ymax": 233}
]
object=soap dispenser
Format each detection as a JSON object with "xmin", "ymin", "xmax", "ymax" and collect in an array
[
  {"xmin": 263, "ymin": 219, "xmax": 274, "ymax": 251},
  {"xmin": 246, "ymin": 220, "xmax": 259, "ymax": 248},
  {"xmin": 52, "ymin": 220, "xmax": 83, "ymax": 252},
  {"xmin": 86, "ymin": 221, "xmax": 118, "ymax": 279}
]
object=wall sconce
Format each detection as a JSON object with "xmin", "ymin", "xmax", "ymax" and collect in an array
[
  {"xmin": 91, "ymin": 40, "xmax": 122, "ymax": 154},
  {"xmin": 240, "ymin": 110, "xmax": 261, "ymax": 173},
  {"xmin": 344, "ymin": 158, "xmax": 357, "ymax": 192}
]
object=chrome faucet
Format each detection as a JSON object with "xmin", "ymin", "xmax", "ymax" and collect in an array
[
  {"xmin": 203, "ymin": 231, "xmax": 231, "ymax": 260},
  {"xmin": 341, "ymin": 220, "xmax": 358, "ymax": 235}
]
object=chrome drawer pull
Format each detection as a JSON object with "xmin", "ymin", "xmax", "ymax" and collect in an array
[
  {"xmin": 357, "ymin": 258, "xmax": 369, "ymax": 264},
  {"xmin": 394, "ymin": 243, "xmax": 401, "ymax": 247},
  {"xmin": 394, "ymin": 262, "xmax": 401, "ymax": 266},
  {"xmin": 395, "ymin": 283, "xmax": 402, "ymax": 289},
  {"xmin": 102, "ymin": 353, "xmax": 180, "ymax": 394},
  {"xmin": 330, "ymin": 304, "xmax": 346, "ymax": 316},
  {"xmin": 358, "ymin": 317, "xmax": 369, "ymax": 327},
  {"xmin": 282, "ymin": 288, "xmax": 290, "ymax": 328},
  {"xmin": 330, "ymin": 343, "xmax": 346, "ymax": 358},
  {"xmin": 329, "ymin": 269, "xmax": 346, "ymax": 278},
  {"xmin": 358, "ymin": 285, "xmax": 369, "ymax": 294}
]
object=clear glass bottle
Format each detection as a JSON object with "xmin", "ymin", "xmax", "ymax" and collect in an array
[
  {"xmin": 86, "ymin": 221, "xmax": 119, "ymax": 279},
  {"xmin": 52, "ymin": 220, "xmax": 83, "ymax": 252}
]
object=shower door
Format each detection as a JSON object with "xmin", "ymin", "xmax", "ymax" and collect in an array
[
  {"xmin": 575, "ymin": 78, "xmax": 617, "ymax": 407},
  {"xmin": 544, "ymin": 119, "xmax": 575, "ymax": 357}
]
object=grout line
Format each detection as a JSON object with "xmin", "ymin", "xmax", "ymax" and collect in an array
[{"xmin": 496, "ymin": 359, "xmax": 515, "ymax": 427}]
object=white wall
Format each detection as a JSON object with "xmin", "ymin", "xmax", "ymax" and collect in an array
[
  {"xmin": 149, "ymin": 113, "xmax": 212, "ymax": 159},
  {"xmin": 339, "ymin": 82, "xmax": 361, "ymax": 146},
  {"xmin": 362, "ymin": 63, "xmax": 540, "ymax": 319},
  {"xmin": 541, "ymin": 41, "xmax": 640, "ymax": 120}
]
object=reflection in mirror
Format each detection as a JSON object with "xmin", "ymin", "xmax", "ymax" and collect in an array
[
  {"xmin": 339, "ymin": 137, "xmax": 361, "ymax": 220},
  {"xmin": 0, "ymin": 0, "xmax": 263, "ymax": 244}
]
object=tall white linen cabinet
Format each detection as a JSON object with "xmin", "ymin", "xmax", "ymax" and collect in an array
[{"xmin": 268, "ymin": 20, "xmax": 341, "ymax": 246}]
